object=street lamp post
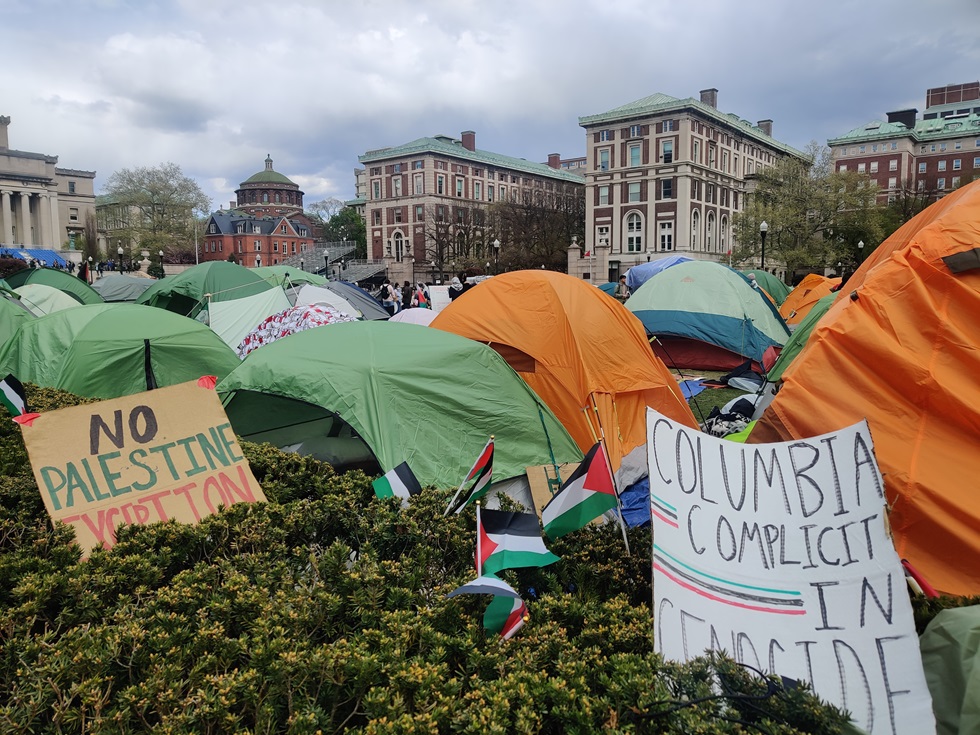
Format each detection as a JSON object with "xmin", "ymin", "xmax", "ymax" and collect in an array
[
  {"xmin": 493, "ymin": 238, "xmax": 500, "ymax": 274},
  {"xmin": 117, "ymin": 245, "xmax": 124, "ymax": 272},
  {"xmin": 759, "ymin": 221, "xmax": 769, "ymax": 271},
  {"xmin": 300, "ymin": 258, "xmax": 305, "ymax": 272},
  {"xmin": 324, "ymin": 251, "xmax": 329, "ymax": 278},
  {"xmin": 857, "ymin": 240, "xmax": 864, "ymax": 266},
  {"xmin": 87, "ymin": 256, "xmax": 93, "ymax": 284}
]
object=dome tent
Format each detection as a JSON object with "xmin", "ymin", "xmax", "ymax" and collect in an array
[
  {"xmin": 218, "ymin": 321, "xmax": 583, "ymax": 504},
  {"xmin": 91, "ymin": 273, "xmax": 155, "ymax": 303},
  {"xmin": 135, "ymin": 261, "xmax": 275, "ymax": 316},
  {"xmin": 750, "ymin": 179, "xmax": 980, "ymax": 596},
  {"xmin": 779, "ymin": 273, "xmax": 841, "ymax": 326},
  {"xmin": 14, "ymin": 283, "xmax": 81, "ymax": 315},
  {"xmin": 2, "ymin": 267, "xmax": 103, "ymax": 305},
  {"xmin": 625, "ymin": 255, "xmax": 692, "ymax": 291},
  {"xmin": 0, "ymin": 303, "xmax": 241, "ymax": 400},
  {"xmin": 253, "ymin": 265, "xmax": 329, "ymax": 288},
  {"xmin": 430, "ymin": 270, "xmax": 697, "ymax": 480},
  {"xmin": 0, "ymin": 292, "xmax": 34, "ymax": 350},
  {"xmin": 626, "ymin": 260, "xmax": 790, "ymax": 370}
]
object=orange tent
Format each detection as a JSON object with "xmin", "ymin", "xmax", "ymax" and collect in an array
[
  {"xmin": 430, "ymin": 270, "xmax": 698, "ymax": 477},
  {"xmin": 750, "ymin": 180, "xmax": 980, "ymax": 595},
  {"xmin": 778, "ymin": 273, "xmax": 842, "ymax": 326}
]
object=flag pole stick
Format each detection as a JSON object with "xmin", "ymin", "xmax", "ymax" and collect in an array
[
  {"xmin": 445, "ymin": 435, "xmax": 492, "ymax": 517},
  {"xmin": 476, "ymin": 501, "xmax": 483, "ymax": 576},
  {"xmin": 589, "ymin": 393, "xmax": 630, "ymax": 556}
]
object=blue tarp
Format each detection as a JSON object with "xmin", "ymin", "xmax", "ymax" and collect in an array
[
  {"xmin": 2, "ymin": 248, "xmax": 67, "ymax": 267},
  {"xmin": 625, "ymin": 255, "xmax": 692, "ymax": 291},
  {"xmin": 620, "ymin": 477, "xmax": 651, "ymax": 527},
  {"xmin": 678, "ymin": 379, "xmax": 708, "ymax": 399}
]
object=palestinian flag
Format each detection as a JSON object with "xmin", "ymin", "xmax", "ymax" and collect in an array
[
  {"xmin": 372, "ymin": 461, "xmax": 423, "ymax": 507},
  {"xmin": 0, "ymin": 374, "xmax": 27, "ymax": 417},
  {"xmin": 449, "ymin": 437, "xmax": 494, "ymax": 514},
  {"xmin": 483, "ymin": 593, "xmax": 528, "ymax": 640},
  {"xmin": 542, "ymin": 442, "xmax": 617, "ymax": 539},
  {"xmin": 447, "ymin": 573, "xmax": 522, "ymax": 600},
  {"xmin": 478, "ymin": 509, "xmax": 559, "ymax": 575}
]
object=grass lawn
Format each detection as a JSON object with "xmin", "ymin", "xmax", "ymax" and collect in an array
[{"xmin": 675, "ymin": 370, "xmax": 751, "ymax": 426}]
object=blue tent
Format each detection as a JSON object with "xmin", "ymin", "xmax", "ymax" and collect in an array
[{"xmin": 625, "ymin": 255, "xmax": 692, "ymax": 291}]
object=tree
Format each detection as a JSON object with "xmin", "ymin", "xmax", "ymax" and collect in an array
[
  {"xmin": 306, "ymin": 197, "xmax": 345, "ymax": 222},
  {"xmin": 733, "ymin": 143, "xmax": 884, "ymax": 277},
  {"xmin": 880, "ymin": 178, "xmax": 937, "ymax": 240},
  {"xmin": 101, "ymin": 163, "xmax": 211, "ymax": 262},
  {"xmin": 321, "ymin": 206, "xmax": 366, "ymax": 259},
  {"xmin": 489, "ymin": 181, "xmax": 585, "ymax": 271}
]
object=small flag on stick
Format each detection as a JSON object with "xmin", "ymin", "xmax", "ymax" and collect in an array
[
  {"xmin": 445, "ymin": 436, "xmax": 494, "ymax": 515},
  {"xmin": 0, "ymin": 374, "xmax": 27, "ymax": 417},
  {"xmin": 542, "ymin": 441, "xmax": 617, "ymax": 539},
  {"xmin": 478, "ymin": 509, "xmax": 559, "ymax": 575},
  {"xmin": 372, "ymin": 461, "xmax": 423, "ymax": 507},
  {"xmin": 447, "ymin": 573, "xmax": 528, "ymax": 641}
]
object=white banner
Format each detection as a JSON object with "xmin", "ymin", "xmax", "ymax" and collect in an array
[{"xmin": 647, "ymin": 410, "xmax": 934, "ymax": 735}]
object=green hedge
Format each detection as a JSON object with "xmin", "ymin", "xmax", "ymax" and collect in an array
[{"xmin": 0, "ymin": 385, "xmax": 894, "ymax": 733}]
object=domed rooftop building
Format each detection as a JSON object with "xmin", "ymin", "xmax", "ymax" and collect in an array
[{"xmin": 235, "ymin": 155, "xmax": 305, "ymax": 217}]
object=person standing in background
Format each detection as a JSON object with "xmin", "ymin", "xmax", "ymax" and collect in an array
[{"xmin": 614, "ymin": 275, "xmax": 630, "ymax": 302}]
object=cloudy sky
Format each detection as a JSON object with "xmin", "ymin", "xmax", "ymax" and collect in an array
[{"xmin": 5, "ymin": 0, "xmax": 979, "ymax": 209}]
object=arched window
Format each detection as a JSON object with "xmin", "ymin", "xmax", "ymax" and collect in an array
[
  {"xmin": 393, "ymin": 231, "xmax": 405, "ymax": 262},
  {"xmin": 625, "ymin": 212, "xmax": 643, "ymax": 253},
  {"xmin": 275, "ymin": 193, "xmax": 281, "ymax": 204},
  {"xmin": 263, "ymin": 193, "xmax": 269, "ymax": 203},
  {"xmin": 691, "ymin": 210, "xmax": 700, "ymax": 251},
  {"xmin": 720, "ymin": 215, "xmax": 728, "ymax": 254},
  {"xmin": 706, "ymin": 212, "xmax": 715, "ymax": 252}
]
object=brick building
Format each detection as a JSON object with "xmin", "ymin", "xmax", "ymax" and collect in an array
[
  {"xmin": 829, "ymin": 81, "xmax": 980, "ymax": 202},
  {"xmin": 574, "ymin": 89, "xmax": 806, "ymax": 282}
]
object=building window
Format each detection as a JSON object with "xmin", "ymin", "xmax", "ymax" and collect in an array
[
  {"xmin": 691, "ymin": 179, "xmax": 700, "ymax": 201},
  {"xmin": 455, "ymin": 178, "xmax": 464, "ymax": 197},
  {"xmin": 720, "ymin": 215, "xmax": 728, "ymax": 253},
  {"xmin": 437, "ymin": 175, "xmax": 445, "ymax": 195},
  {"xmin": 839, "ymin": 165, "xmax": 848, "ymax": 172},
  {"xmin": 596, "ymin": 225, "xmax": 610, "ymax": 248},
  {"xmin": 415, "ymin": 205, "xmax": 423, "ymax": 220},
  {"xmin": 940, "ymin": 143, "xmax": 947, "ymax": 151},
  {"xmin": 692, "ymin": 140, "xmax": 701, "ymax": 164},
  {"xmin": 414, "ymin": 173, "xmax": 424, "ymax": 195},
  {"xmin": 393, "ymin": 178, "xmax": 402, "ymax": 197},
  {"xmin": 629, "ymin": 144, "xmax": 641, "ymax": 167},
  {"xmin": 68, "ymin": 207, "xmax": 79, "ymax": 222},
  {"xmin": 598, "ymin": 148, "xmax": 610, "ymax": 171},
  {"xmin": 974, "ymin": 157, "xmax": 980, "ymax": 168},
  {"xmin": 68, "ymin": 181, "xmax": 76, "ymax": 194},
  {"xmin": 938, "ymin": 178, "xmax": 946, "ymax": 190},
  {"xmin": 706, "ymin": 184, "xmax": 715, "ymax": 203},
  {"xmin": 413, "ymin": 160, "xmax": 423, "ymax": 169},
  {"xmin": 273, "ymin": 242, "xmax": 279, "ymax": 252},
  {"xmin": 629, "ymin": 124, "xmax": 642, "ymax": 138},
  {"xmin": 626, "ymin": 213, "xmax": 643, "ymax": 252},
  {"xmin": 373, "ymin": 210, "xmax": 381, "ymax": 225},
  {"xmin": 888, "ymin": 177, "xmax": 897, "ymax": 189},
  {"xmin": 919, "ymin": 162, "xmax": 927, "ymax": 174},
  {"xmin": 599, "ymin": 185, "xmax": 610, "ymax": 205},
  {"xmin": 661, "ymin": 179, "xmax": 673, "ymax": 199},
  {"xmin": 660, "ymin": 222, "xmax": 673, "ymax": 251},
  {"xmin": 254, "ymin": 241, "xmax": 261, "ymax": 251},
  {"xmin": 857, "ymin": 163, "xmax": 866, "ymax": 173},
  {"xmin": 706, "ymin": 212, "xmax": 715, "ymax": 251},
  {"xmin": 869, "ymin": 162, "xmax": 878, "ymax": 173},
  {"xmin": 499, "ymin": 186, "xmax": 506, "ymax": 201},
  {"xmin": 889, "ymin": 159, "xmax": 898, "ymax": 171},
  {"xmin": 488, "ymin": 185, "xmax": 494, "ymax": 202},
  {"xmin": 663, "ymin": 120, "xmax": 674, "ymax": 132},
  {"xmin": 436, "ymin": 205, "xmax": 446, "ymax": 222},
  {"xmin": 691, "ymin": 210, "xmax": 700, "ymax": 250},
  {"xmin": 599, "ymin": 130, "xmax": 611, "ymax": 142},
  {"xmin": 918, "ymin": 180, "xmax": 926, "ymax": 191},
  {"xmin": 722, "ymin": 151, "xmax": 729, "ymax": 172},
  {"xmin": 938, "ymin": 160, "xmax": 947, "ymax": 172},
  {"xmin": 370, "ymin": 167, "xmax": 382, "ymax": 175},
  {"xmin": 394, "ymin": 208, "xmax": 403, "ymax": 223},
  {"xmin": 474, "ymin": 182, "xmax": 482, "ymax": 200},
  {"xmin": 662, "ymin": 140, "xmax": 673, "ymax": 163},
  {"xmin": 952, "ymin": 176, "xmax": 960, "ymax": 188},
  {"xmin": 628, "ymin": 182, "xmax": 641, "ymax": 202},
  {"xmin": 953, "ymin": 159, "xmax": 961, "ymax": 170},
  {"xmin": 372, "ymin": 180, "xmax": 381, "ymax": 199}
]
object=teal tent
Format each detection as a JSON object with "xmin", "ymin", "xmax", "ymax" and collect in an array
[
  {"xmin": 136, "ymin": 261, "xmax": 275, "ymax": 316},
  {"xmin": 218, "ymin": 321, "xmax": 583, "ymax": 498},
  {"xmin": 626, "ymin": 260, "xmax": 790, "ymax": 370},
  {"xmin": 91, "ymin": 274, "xmax": 155, "ymax": 302},
  {"xmin": 0, "ymin": 303, "xmax": 241, "ymax": 399},
  {"xmin": 765, "ymin": 293, "xmax": 837, "ymax": 382},
  {"xmin": 2, "ymin": 267, "xmax": 103, "ymax": 305},
  {"xmin": 742, "ymin": 269, "xmax": 791, "ymax": 305}
]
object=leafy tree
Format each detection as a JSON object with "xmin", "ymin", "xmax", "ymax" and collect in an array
[
  {"xmin": 733, "ymin": 143, "xmax": 884, "ymax": 277},
  {"xmin": 490, "ymin": 181, "xmax": 585, "ymax": 272},
  {"xmin": 306, "ymin": 197, "xmax": 346, "ymax": 222},
  {"xmin": 100, "ymin": 163, "xmax": 211, "ymax": 263},
  {"xmin": 322, "ymin": 206, "xmax": 367, "ymax": 259}
]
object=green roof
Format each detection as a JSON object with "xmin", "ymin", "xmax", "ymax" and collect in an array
[
  {"xmin": 579, "ymin": 93, "xmax": 808, "ymax": 159},
  {"xmin": 828, "ymin": 112, "xmax": 980, "ymax": 146},
  {"xmin": 242, "ymin": 169, "xmax": 296, "ymax": 186},
  {"xmin": 358, "ymin": 136, "xmax": 585, "ymax": 184}
]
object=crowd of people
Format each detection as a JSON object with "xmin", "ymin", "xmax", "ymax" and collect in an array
[{"xmin": 377, "ymin": 279, "xmax": 433, "ymax": 316}]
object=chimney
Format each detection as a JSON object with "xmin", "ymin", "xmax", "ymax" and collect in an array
[
  {"xmin": 547, "ymin": 153, "xmax": 561, "ymax": 169},
  {"xmin": 757, "ymin": 119, "xmax": 773, "ymax": 137},
  {"xmin": 886, "ymin": 109, "xmax": 918, "ymax": 129},
  {"xmin": 0, "ymin": 115, "xmax": 10, "ymax": 150},
  {"xmin": 699, "ymin": 88, "xmax": 718, "ymax": 108},
  {"xmin": 461, "ymin": 130, "xmax": 476, "ymax": 151},
  {"xmin": 230, "ymin": 201, "xmax": 236, "ymax": 209}
]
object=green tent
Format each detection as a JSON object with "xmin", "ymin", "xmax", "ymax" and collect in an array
[
  {"xmin": 91, "ymin": 273, "xmax": 155, "ymax": 302},
  {"xmin": 14, "ymin": 284, "xmax": 81, "ymax": 315},
  {"xmin": 2, "ymin": 267, "xmax": 103, "ymax": 305},
  {"xmin": 136, "ymin": 261, "xmax": 275, "ymax": 316},
  {"xmin": 253, "ymin": 265, "xmax": 329, "ymax": 288},
  {"xmin": 765, "ymin": 293, "xmax": 837, "ymax": 382},
  {"xmin": 0, "ymin": 294, "xmax": 34, "ymax": 350},
  {"xmin": 0, "ymin": 303, "xmax": 241, "ymax": 399},
  {"xmin": 742, "ymin": 269, "xmax": 791, "ymax": 305},
  {"xmin": 218, "ymin": 321, "xmax": 583, "ymax": 496}
]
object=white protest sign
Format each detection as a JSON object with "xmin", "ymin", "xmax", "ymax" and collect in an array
[
  {"xmin": 647, "ymin": 409, "xmax": 934, "ymax": 735},
  {"xmin": 428, "ymin": 285, "xmax": 451, "ymax": 313}
]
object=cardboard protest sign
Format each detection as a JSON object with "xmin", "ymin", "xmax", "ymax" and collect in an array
[
  {"xmin": 20, "ymin": 380, "xmax": 266, "ymax": 553},
  {"xmin": 647, "ymin": 409, "xmax": 935, "ymax": 735}
]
